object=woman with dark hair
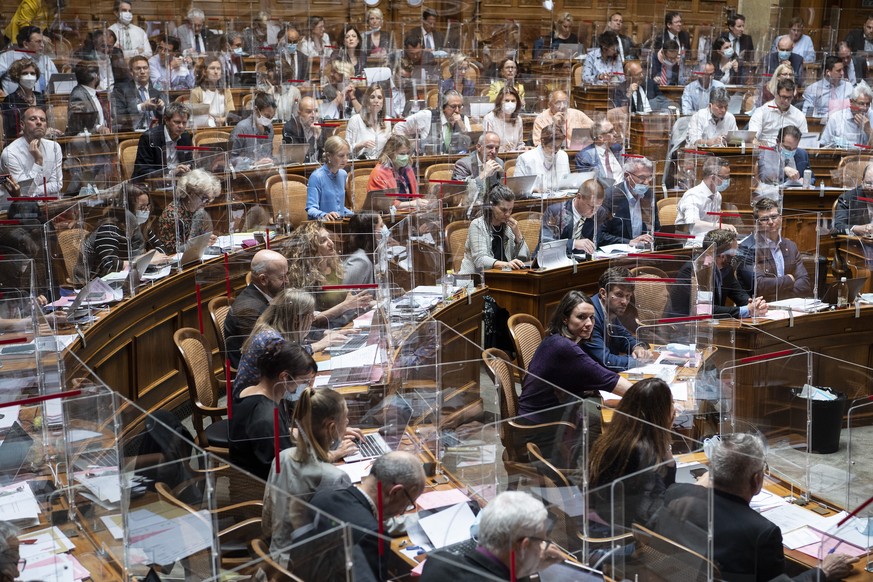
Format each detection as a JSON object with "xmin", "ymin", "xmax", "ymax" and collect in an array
[
  {"xmin": 345, "ymin": 83, "xmax": 391, "ymax": 159},
  {"xmin": 190, "ymin": 56, "xmax": 236, "ymax": 127},
  {"xmin": 229, "ymin": 340, "xmax": 317, "ymax": 480},
  {"xmin": 483, "ymin": 87, "xmax": 524, "ymax": 151},
  {"xmin": 459, "ymin": 184, "xmax": 530, "ymax": 274},
  {"xmin": 337, "ymin": 25, "xmax": 365, "ymax": 77},
  {"xmin": 711, "ymin": 36, "xmax": 740, "ymax": 84},
  {"xmin": 487, "ymin": 58, "xmax": 525, "ymax": 102},
  {"xmin": 342, "ymin": 212, "xmax": 383, "ymax": 286},
  {"xmin": 1, "ymin": 57, "xmax": 47, "ymax": 140},
  {"xmin": 300, "ymin": 16, "xmax": 332, "ymax": 58},
  {"xmin": 366, "ymin": 134, "xmax": 428, "ymax": 211},
  {"xmin": 586, "ymin": 377, "xmax": 676, "ymax": 527},
  {"xmin": 516, "ymin": 290, "xmax": 632, "ymax": 460},
  {"xmin": 229, "ymin": 90, "xmax": 276, "ymax": 165},
  {"xmin": 440, "ymin": 54, "xmax": 476, "ymax": 96}
]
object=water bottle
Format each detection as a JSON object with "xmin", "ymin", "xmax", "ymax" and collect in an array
[
  {"xmin": 837, "ymin": 277, "xmax": 849, "ymax": 309},
  {"xmin": 802, "ymin": 169, "xmax": 812, "ymax": 188},
  {"xmin": 276, "ymin": 212, "xmax": 286, "ymax": 235}
]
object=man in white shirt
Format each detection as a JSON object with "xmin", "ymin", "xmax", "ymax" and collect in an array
[
  {"xmin": 0, "ymin": 26, "xmax": 59, "ymax": 95},
  {"xmin": 680, "ymin": 60, "xmax": 725, "ymax": 114},
  {"xmin": 821, "ymin": 81, "xmax": 873, "ymax": 147},
  {"xmin": 686, "ymin": 87, "xmax": 738, "ymax": 146},
  {"xmin": 515, "ymin": 124, "xmax": 571, "ymax": 194},
  {"xmin": 772, "ymin": 17, "xmax": 816, "ymax": 64},
  {"xmin": 0, "ymin": 106, "xmax": 63, "ymax": 201},
  {"xmin": 803, "ymin": 56, "xmax": 852, "ymax": 120},
  {"xmin": 109, "ymin": 0, "xmax": 152, "ymax": 59},
  {"xmin": 676, "ymin": 156, "xmax": 735, "ymax": 233},
  {"xmin": 749, "ymin": 78, "xmax": 808, "ymax": 146},
  {"xmin": 395, "ymin": 90, "xmax": 471, "ymax": 154},
  {"xmin": 532, "ymin": 90, "xmax": 593, "ymax": 147}
]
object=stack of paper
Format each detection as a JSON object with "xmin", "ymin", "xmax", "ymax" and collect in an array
[
  {"xmin": 0, "ymin": 482, "xmax": 40, "ymax": 526},
  {"xmin": 417, "ymin": 502, "xmax": 478, "ymax": 549}
]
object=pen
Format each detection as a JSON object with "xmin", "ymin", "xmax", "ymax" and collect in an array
[{"xmin": 828, "ymin": 540, "xmax": 843, "ymax": 554}]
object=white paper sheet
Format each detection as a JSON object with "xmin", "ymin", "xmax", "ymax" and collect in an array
[{"xmin": 418, "ymin": 502, "xmax": 477, "ymax": 549}]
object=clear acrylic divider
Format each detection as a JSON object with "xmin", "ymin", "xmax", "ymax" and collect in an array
[
  {"xmin": 0, "ymin": 219, "xmax": 58, "ymax": 304},
  {"xmin": 842, "ymin": 388, "xmax": 873, "ymax": 571}
]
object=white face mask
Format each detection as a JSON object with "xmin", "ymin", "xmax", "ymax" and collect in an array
[
  {"xmin": 380, "ymin": 225, "xmax": 390, "ymax": 240},
  {"xmin": 502, "ymin": 101, "xmax": 517, "ymax": 115},
  {"xmin": 135, "ymin": 209, "xmax": 150, "ymax": 224},
  {"xmin": 233, "ymin": 47, "xmax": 244, "ymax": 55},
  {"xmin": 257, "ymin": 114, "xmax": 273, "ymax": 126},
  {"xmin": 119, "ymin": 11, "xmax": 133, "ymax": 23},
  {"xmin": 231, "ymin": 208, "xmax": 244, "ymax": 220},
  {"xmin": 18, "ymin": 74, "xmax": 37, "ymax": 90},
  {"xmin": 176, "ymin": 65, "xmax": 189, "ymax": 76}
]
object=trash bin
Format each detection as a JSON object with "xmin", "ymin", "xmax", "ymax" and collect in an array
[{"xmin": 791, "ymin": 388, "xmax": 847, "ymax": 454}]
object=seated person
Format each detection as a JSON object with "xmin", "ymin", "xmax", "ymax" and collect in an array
[
  {"xmin": 366, "ymin": 134, "xmax": 427, "ymax": 212},
  {"xmin": 676, "ymin": 157, "xmax": 734, "ymax": 233},
  {"xmin": 420, "ymin": 492, "xmax": 564, "ymax": 580},
  {"xmin": 609, "ymin": 59, "xmax": 667, "ymax": 114},
  {"xmin": 459, "ymin": 185, "xmax": 531, "ymax": 274},
  {"xmin": 229, "ymin": 91, "xmax": 276, "ymax": 167},
  {"xmin": 836, "ymin": 40, "xmax": 866, "ymax": 84},
  {"xmin": 802, "ymin": 56, "xmax": 852, "ymax": 120},
  {"xmin": 148, "ymin": 35, "xmax": 195, "ymax": 91},
  {"xmin": 650, "ymin": 39, "xmax": 686, "ymax": 87},
  {"xmin": 762, "ymin": 35, "xmax": 803, "ymax": 81},
  {"xmin": 750, "ymin": 79, "xmax": 808, "ymax": 146},
  {"xmin": 820, "ymin": 81, "xmax": 873, "ymax": 148},
  {"xmin": 757, "ymin": 125, "xmax": 813, "ymax": 189},
  {"xmin": 575, "ymin": 116, "xmax": 623, "ymax": 184},
  {"xmin": 584, "ymin": 267, "xmax": 653, "ymax": 371},
  {"xmin": 540, "ymin": 178, "xmax": 607, "ymax": 256},
  {"xmin": 0, "ymin": 26, "xmax": 59, "ymax": 95},
  {"xmin": 111, "ymin": 55, "xmax": 165, "ymax": 132},
  {"xmin": 230, "ymin": 340, "xmax": 316, "ymax": 480},
  {"xmin": 156, "ymin": 168, "xmax": 219, "ymax": 252},
  {"xmin": 582, "ymin": 31, "xmax": 624, "ymax": 85},
  {"xmin": 452, "ymin": 131, "xmax": 504, "ymax": 209},
  {"xmin": 395, "ymin": 90, "xmax": 471, "ymax": 155},
  {"xmin": 482, "ymin": 87, "xmax": 524, "ymax": 152},
  {"xmin": 225, "ymin": 249, "xmax": 290, "ymax": 369},
  {"xmin": 343, "ymin": 213, "xmax": 383, "ymax": 286},
  {"xmin": 0, "ymin": 106, "xmax": 63, "ymax": 198},
  {"xmin": 514, "ymin": 123, "xmax": 570, "ymax": 193},
  {"xmin": 109, "ymin": 1, "xmax": 152, "ymax": 59},
  {"xmin": 190, "ymin": 56, "xmax": 236, "ymax": 127},
  {"xmin": 362, "ymin": 8, "xmax": 393, "ymax": 63},
  {"xmin": 601, "ymin": 156, "xmax": 659, "ymax": 246},
  {"xmin": 439, "ymin": 54, "xmax": 475, "ymax": 96},
  {"xmin": 307, "ymin": 136, "xmax": 354, "ymax": 220},
  {"xmin": 487, "ymin": 58, "xmax": 525, "ymax": 103},
  {"xmin": 283, "ymin": 96, "xmax": 327, "ymax": 163},
  {"xmin": 736, "ymin": 198, "xmax": 811, "ymax": 301},
  {"xmin": 0, "ymin": 520, "xmax": 22, "ymax": 582},
  {"xmin": 66, "ymin": 62, "xmax": 111, "ymax": 136},
  {"xmin": 760, "ymin": 64, "xmax": 795, "ymax": 106},
  {"xmin": 665, "ymin": 228, "xmax": 768, "ymax": 319},
  {"xmin": 649, "ymin": 433, "xmax": 858, "ymax": 582},
  {"xmin": 680, "ymin": 60, "xmax": 724, "ymax": 115},
  {"xmin": 587, "ymin": 378, "xmax": 675, "ymax": 528},
  {"xmin": 132, "ymin": 102, "xmax": 194, "ymax": 180},
  {"xmin": 263, "ymin": 387, "xmax": 356, "ymax": 558},
  {"xmin": 686, "ymin": 87, "xmax": 738, "ymax": 147},
  {"xmin": 773, "ymin": 17, "xmax": 816, "ymax": 63},
  {"xmin": 1, "ymin": 57, "xmax": 47, "ymax": 141},
  {"xmin": 711, "ymin": 36, "xmax": 742, "ymax": 85},
  {"xmin": 308, "ymin": 452, "xmax": 425, "ymax": 581},
  {"xmin": 346, "ymin": 84, "xmax": 393, "ymax": 159},
  {"xmin": 320, "ymin": 60, "xmax": 361, "ymax": 120},
  {"xmin": 603, "ymin": 13, "xmax": 637, "ymax": 61},
  {"xmin": 532, "ymin": 90, "xmax": 593, "ymax": 148},
  {"xmin": 833, "ymin": 163, "xmax": 873, "ymax": 236},
  {"xmin": 275, "ymin": 24, "xmax": 310, "ymax": 83}
]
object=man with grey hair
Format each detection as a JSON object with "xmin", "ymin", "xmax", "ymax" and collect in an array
[
  {"xmin": 574, "ymin": 116, "xmax": 623, "ymax": 184},
  {"xmin": 686, "ymin": 87, "xmax": 738, "ymax": 147},
  {"xmin": 177, "ymin": 8, "xmax": 217, "ymax": 54},
  {"xmin": 0, "ymin": 521, "xmax": 21, "ymax": 582},
  {"xmin": 223, "ymin": 249, "xmax": 288, "ymax": 367},
  {"xmin": 649, "ymin": 433, "xmax": 857, "ymax": 581},
  {"xmin": 420, "ymin": 491, "xmax": 564, "ymax": 580},
  {"xmin": 676, "ymin": 157, "xmax": 736, "ymax": 233},
  {"xmin": 310, "ymin": 451, "xmax": 426, "ymax": 581},
  {"xmin": 532, "ymin": 90, "xmax": 593, "ymax": 147},
  {"xmin": 453, "ymin": 131, "xmax": 504, "ymax": 208},
  {"xmin": 395, "ymin": 90, "xmax": 471, "ymax": 154},
  {"xmin": 602, "ymin": 156, "xmax": 659, "ymax": 246},
  {"xmin": 833, "ymin": 163, "xmax": 873, "ymax": 237},
  {"xmin": 820, "ymin": 81, "xmax": 873, "ymax": 148}
]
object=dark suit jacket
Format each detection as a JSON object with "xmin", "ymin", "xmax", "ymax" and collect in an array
[
  {"xmin": 655, "ymin": 30, "xmax": 691, "ymax": 52},
  {"xmin": 582, "ymin": 294, "xmax": 643, "ymax": 371},
  {"xmin": 1, "ymin": 90, "xmax": 46, "ymax": 140},
  {"xmin": 832, "ymin": 186, "xmax": 870, "ymax": 234},
  {"xmin": 281, "ymin": 117, "xmax": 327, "ymax": 163},
  {"xmin": 762, "ymin": 52, "xmax": 804, "ymax": 82},
  {"xmin": 539, "ymin": 198, "xmax": 607, "ymax": 254},
  {"xmin": 66, "ymin": 84, "xmax": 105, "ymax": 136},
  {"xmin": 223, "ymin": 283, "xmax": 270, "ymax": 368},
  {"xmin": 406, "ymin": 26, "xmax": 446, "ymax": 51},
  {"xmin": 845, "ymin": 28, "xmax": 871, "ymax": 53},
  {"xmin": 131, "ymin": 124, "xmax": 194, "ymax": 180},
  {"xmin": 420, "ymin": 548, "xmax": 525, "ymax": 581},
  {"xmin": 110, "ymin": 80, "xmax": 164, "ymax": 132},
  {"xmin": 451, "ymin": 152, "xmax": 505, "ymax": 202},
  {"xmin": 601, "ymin": 182, "xmax": 660, "ymax": 245},
  {"xmin": 736, "ymin": 234, "xmax": 811, "ymax": 301},
  {"xmin": 609, "ymin": 78, "xmax": 664, "ymax": 111},
  {"xmin": 730, "ymin": 34, "xmax": 755, "ymax": 62},
  {"xmin": 665, "ymin": 260, "xmax": 749, "ymax": 319},
  {"xmin": 277, "ymin": 51, "xmax": 310, "ymax": 82},
  {"xmin": 649, "ymin": 54, "xmax": 685, "ymax": 85},
  {"xmin": 849, "ymin": 55, "xmax": 869, "ymax": 83},
  {"xmin": 650, "ymin": 483, "xmax": 824, "ymax": 582}
]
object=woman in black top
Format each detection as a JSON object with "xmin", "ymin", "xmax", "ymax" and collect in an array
[
  {"xmin": 230, "ymin": 340, "xmax": 317, "ymax": 480},
  {"xmin": 1, "ymin": 57, "xmax": 47, "ymax": 141}
]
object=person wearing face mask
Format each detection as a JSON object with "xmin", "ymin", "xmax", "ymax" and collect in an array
[
  {"xmin": 342, "ymin": 213, "xmax": 384, "ymax": 286},
  {"xmin": 460, "ymin": 184, "xmax": 530, "ymax": 274},
  {"xmin": 367, "ymin": 134, "xmax": 428, "ymax": 211},
  {"xmin": 230, "ymin": 340, "xmax": 317, "ymax": 480},
  {"xmin": 156, "ymin": 168, "xmax": 218, "ymax": 252},
  {"xmin": 275, "ymin": 25, "xmax": 309, "ymax": 85},
  {"xmin": 220, "ymin": 31, "xmax": 245, "ymax": 87},
  {"xmin": 230, "ymin": 91, "xmax": 276, "ymax": 167},
  {"xmin": 283, "ymin": 96, "xmax": 326, "ymax": 163},
  {"xmin": 725, "ymin": 14, "xmax": 754, "ymax": 63},
  {"xmin": 680, "ymin": 60, "xmax": 724, "ymax": 115},
  {"xmin": 482, "ymin": 87, "xmax": 524, "ymax": 152},
  {"xmin": 686, "ymin": 87, "xmax": 737, "ymax": 147},
  {"xmin": 420, "ymin": 491, "xmax": 565, "ymax": 581},
  {"xmin": 771, "ymin": 17, "xmax": 816, "ymax": 64},
  {"xmin": 676, "ymin": 157, "xmax": 737, "ymax": 234},
  {"xmin": 0, "ymin": 26, "xmax": 59, "ymax": 96},
  {"xmin": 514, "ymin": 123, "xmax": 569, "ymax": 194},
  {"xmin": 833, "ymin": 163, "xmax": 873, "ymax": 236},
  {"xmin": 190, "ymin": 56, "xmax": 236, "ymax": 127},
  {"xmin": 763, "ymin": 35, "xmax": 803, "ymax": 82},
  {"xmin": 532, "ymin": 90, "xmax": 592, "ymax": 148},
  {"xmin": 802, "ymin": 56, "xmax": 852, "ymax": 120},
  {"xmin": 109, "ymin": 0, "xmax": 152, "ymax": 59},
  {"xmin": 749, "ymin": 78, "xmax": 808, "ymax": 146},
  {"xmin": 757, "ymin": 125, "xmax": 813, "ymax": 190},
  {"xmin": 306, "ymin": 136, "xmax": 354, "ymax": 220},
  {"xmin": 821, "ymin": 81, "xmax": 873, "ymax": 148},
  {"xmin": 650, "ymin": 39, "xmax": 686, "ymax": 87},
  {"xmin": 602, "ymin": 156, "xmax": 659, "ymax": 247},
  {"xmin": 1, "ymin": 57, "xmax": 47, "ymax": 141},
  {"xmin": 710, "ymin": 36, "xmax": 741, "ymax": 85},
  {"xmin": 264, "ymin": 386, "xmax": 358, "ymax": 561}
]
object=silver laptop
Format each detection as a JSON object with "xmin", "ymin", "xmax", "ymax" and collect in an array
[
  {"xmin": 279, "ymin": 143, "xmax": 309, "ymax": 166},
  {"xmin": 726, "ymin": 130, "xmax": 755, "ymax": 146},
  {"xmin": 799, "ymin": 132, "xmax": 820, "ymax": 149},
  {"xmin": 556, "ymin": 171, "xmax": 595, "ymax": 191},
  {"xmin": 179, "ymin": 232, "xmax": 213, "ymax": 266},
  {"xmin": 504, "ymin": 175, "xmax": 537, "ymax": 198},
  {"xmin": 466, "ymin": 97, "xmax": 493, "ymax": 119},
  {"xmin": 555, "ymin": 43, "xmax": 585, "ymax": 59}
]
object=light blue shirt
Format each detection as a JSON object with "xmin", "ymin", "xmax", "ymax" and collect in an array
[
  {"xmin": 306, "ymin": 164, "xmax": 353, "ymax": 219},
  {"xmin": 582, "ymin": 48, "xmax": 623, "ymax": 84},
  {"xmin": 802, "ymin": 78, "xmax": 852, "ymax": 118},
  {"xmin": 680, "ymin": 79, "xmax": 725, "ymax": 114}
]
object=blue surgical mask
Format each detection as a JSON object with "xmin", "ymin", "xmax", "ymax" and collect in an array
[
  {"xmin": 632, "ymin": 182, "xmax": 648, "ymax": 196},
  {"xmin": 286, "ymin": 43, "xmax": 297, "ymax": 55},
  {"xmin": 233, "ymin": 47, "xmax": 244, "ymax": 55},
  {"xmin": 723, "ymin": 47, "xmax": 734, "ymax": 58},
  {"xmin": 780, "ymin": 148, "xmax": 796, "ymax": 160},
  {"xmin": 778, "ymin": 50, "xmax": 792, "ymax": 61},
  {"xmin": 717, "ymin": 178, "xmax": 731, "ymax": 192}
]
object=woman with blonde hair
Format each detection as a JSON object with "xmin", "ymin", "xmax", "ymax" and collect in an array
[
  {"xmin": 550, "ymin": 12, "xmax": 578, "ymax": 50},
  {"xmin": 306, "ymin": 135, "xmax": 354, "ymax": 220},
  {"xmin": 190, "ymin": 56, "xmax": 236, "ymax": 126},
  {"xmin": 763, "ymin": 63, "xmax": 795, "ymax": 105},
  {"xmin": 157, "ymin": 168, "xmax": 220, "ymax": 251},
  {"xmin": 366, "ymin": 134, "xmax": 428, "ymax": 211},
  {"xmin": 362, "ymin": 7, "xmax": 392, "ymax": 62},
  {"xmin": 440, "ymin": 54, "xmax": 476, "ymax": 96},
  {"xmin": 346, "ymin": 83, "xmax": 392, "ymax": 159}
]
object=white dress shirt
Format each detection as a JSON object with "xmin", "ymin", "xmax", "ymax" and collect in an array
[
  {"xmin": 514, "ymin": 146, "xmax": 570, "ymax": 193},
  {"xmin": 802, "ymin": 78, "xmax": 852, "ymax": 118},
  {"xmin": 676, "ymin": 181, "xmax": 722, "ymax": 226},
  {"xmin": 109, "ymin": 22, "xmax": 153, "ymax": 59},
  {"xmin": 748, "ymin": 100, "xmax": 808, "ymax": 146},
  {"xmin": 595, "ymin": 144, "xmax": 623, "ymax": 184},
  {"xmin": 820, "ymin": 108, "xmax": 873, "ymax": 147},
  {"xmin": 83, "ymin": 85, "xmax": 105, "ymax": 128},
  {"xmin": 345, "ymin": 114, "xmax": 392, "ymax": 159},
  {"xmin": 0, "ymin": 136, "xmax": 63, "ymax": 198},
  {"xmin": 686, "ymin": 108, "xmax": 738, "ymax": 145}
]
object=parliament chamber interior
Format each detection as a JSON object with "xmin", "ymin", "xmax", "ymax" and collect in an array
[{"xmin": 3, "ymin": 0, "xmax": 873, "ymax": 579}]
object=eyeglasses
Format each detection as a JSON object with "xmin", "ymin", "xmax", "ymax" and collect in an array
[
  {"xmin": 17, "ymin": 558, "xmax": 26, "ymax": 572},
  {"xmin": 628, "ymin": 172, "xmax": 653, "ymax": 184},
  {"xmin": 756, "ymin": 214, "xmax": 781, "ymax": 223},
  {"xmin": 523, "ymin": 536, "xmax": 555, "ymax": 552},
  {"xmin": 402, "ymin": 487, "xmax": 417, "ymax": 512}
]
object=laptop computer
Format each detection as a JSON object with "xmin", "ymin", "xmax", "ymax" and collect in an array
[
  {"xmin": 0, "ymin": 421, "xmax": 34, "ymax": 485},
  {"xmin": 555, "ymin": 43, "xmax": 585, "ymax": 59},
  {"xmin": 466, "ymin": 98, "xmax": 493, "ymax": 119},
  {"xmin": 726, "ymin": 130, "xmax": 755, "ymax": 146},
  {"xmin": 48, "ymin": 73, "xmax": 76, "ymax": 95},
  {"xmin": 539, "ymin": 561, "xmax": 605, "ymax": 582},
  {"xmin": 346, "ymin": 395, "xmax": 415, "ymax": 461},
  {"xmin": 820, "ymin": 277, "xmax": 867, "ymax": 305},
  {"xmin": 556, "ymin": 171, "xmax": 594, "ymax": 192},
  {"xmin": 799, "ymin": 132, "xmax": 820, "ymax": 149},
  {"xmin": 569, "ymin": 127, "xmax": 593, "ymax": 150},
  {"xmin": 537, "ymin": 239, "xmax": 574, "ymax": 270},
  {"xmin": 504, "ymin": 175, "xmax": 537, "ymax": 198},
  {"xmin": 279, "ymin": 143, "xmax": 309, "ymax": 166},
  {"xmin": 179, "ymin": 232, "xmax": 214, "ymax": 266},
  {"xmin": 727, "ymin": 93, "xmax": 745, "ymax": 115}
]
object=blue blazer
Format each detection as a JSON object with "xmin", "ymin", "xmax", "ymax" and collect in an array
[
  {"xmin": 582, "ymin": 294, "xmax": 643, "ymax": 371},
  {"xmin": 601, "ymin": 183, "xmax": 661, "ymax": 245}
]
